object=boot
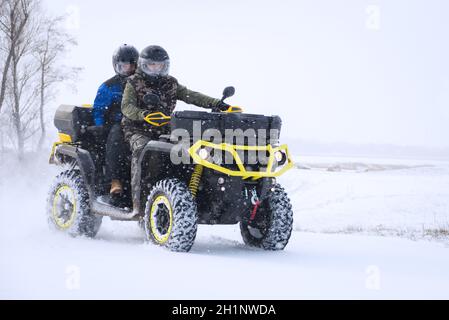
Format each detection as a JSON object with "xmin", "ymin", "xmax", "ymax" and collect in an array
[{"xmin": 110, "ymin": 179, "xmax": 123, "ymax": 195}]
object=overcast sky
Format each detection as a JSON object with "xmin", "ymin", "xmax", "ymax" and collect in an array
[{"xmin": 44, "ymin": 0, "xmax": 449, "ymax": 148}]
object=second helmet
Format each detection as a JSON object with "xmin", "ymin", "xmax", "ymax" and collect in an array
[{"xmin": 112, "ymin": 44, "xmax": 139, "ymax": 76}]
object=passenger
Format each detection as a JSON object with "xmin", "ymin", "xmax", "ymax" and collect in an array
[{"xmin": 92, "ymin": 44, "xmax": 139, "ymax": 196}]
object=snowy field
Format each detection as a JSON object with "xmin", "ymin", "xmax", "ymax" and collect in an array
[
  {"xmin": 284, "ymin": 155, "xmax": 449, "ymax": 239},
  {"xmin": 0, "ymin": 153, "xmax": 448, "ymax": 299}
]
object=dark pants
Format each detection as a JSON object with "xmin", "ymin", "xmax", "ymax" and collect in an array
[
  {"xmin": 123, "ymin": 131, "xmax": 152, "ymax": 214},
  {"xmin": 105, "ymin": 124, "xmax": 130, "ymax": 182}
]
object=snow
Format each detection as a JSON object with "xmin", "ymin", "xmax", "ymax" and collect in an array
[
  {"xmin": 282, "ymin": 155, "xmax": 449, "ymax": 237},
  {"xmin": 1, "ymin": 154, "xmax": 448, "ymax": 299}
]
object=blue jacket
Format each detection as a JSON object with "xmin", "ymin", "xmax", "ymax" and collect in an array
[{"xmin": 92, "ymin": 75, "xmax": 127, "ymax": 126}]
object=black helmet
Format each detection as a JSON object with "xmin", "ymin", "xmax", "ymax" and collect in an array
[
  {"xmin": 112, "ymin": 44, "xmax": 139, "ymax": 76},
  {"xmin": 138, "ymin": 45, "xmax": 170, "ymax": 78}
]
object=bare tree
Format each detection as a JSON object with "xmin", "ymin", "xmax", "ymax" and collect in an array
[
  {"xmin": 0, "ymin": 0, "xmax": 33, "ymax": 113},
  {"xmin": 34, "ymin": 15, "xmax": 80, "ymax": 150},
  {"xmin": 8, "ymin": 11, "xmax": 41, "ymax": 159},
  {"xmin": 0, "ymin": 0, "xmax": 80, "ymax": 159},
  {"xmin": 0, "ymin": 110, "xmax": 7, "ymax": 159}
]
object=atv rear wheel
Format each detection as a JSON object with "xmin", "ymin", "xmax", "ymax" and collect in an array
[
  {"xmin": 240, "ymin": 183, "xmax": 293, "ymax": 250},
  {"xmin": 47, "ymin": 170, "xmax": 102, "ymax": 237},
  {"xmin": 144, "ymin": 178, "xmax": 198, "ymax": 252}
]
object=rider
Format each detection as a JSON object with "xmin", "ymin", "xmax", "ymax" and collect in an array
[
  {"xmin": 121, "ymin": 45, "xmax": 230, "ymax": 215},
  {"xmin": 92, "ymin": 44, "xmax": 139, "ymax": 197}
]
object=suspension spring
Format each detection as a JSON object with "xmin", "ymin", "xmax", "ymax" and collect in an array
[{"xmin": 189, "ymin": 164, "xmax": 203, "ymax": 197}]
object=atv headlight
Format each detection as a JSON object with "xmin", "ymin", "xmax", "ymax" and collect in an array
[
  {"xmin": 275, "ymin": 151, "xmax": 283, "ymax": 162},
  {"xmin": 199, "ymin": 148, "xmax": 209, "ymax": 160},
  {"xmin": 275, "ymin": 150, "xmax": 287, "ymax": 165}
]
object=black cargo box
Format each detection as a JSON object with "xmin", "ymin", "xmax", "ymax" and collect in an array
[
  {"xmin": 170, "ymin": 111, "xmax": 282, "ymax": 143},
  {"xmin": 54, "ymin": 105, "xmax": 93, "ymax": 141}
]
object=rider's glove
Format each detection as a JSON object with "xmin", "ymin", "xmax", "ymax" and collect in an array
[{"xmin": 215, "ymin": 101, "xmax": 230, "ymax": 112}]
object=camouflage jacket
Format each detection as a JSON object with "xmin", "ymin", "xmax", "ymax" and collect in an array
[{"xmin": 121, "ymin": 70, "xmax": 221, "ymax": 136}]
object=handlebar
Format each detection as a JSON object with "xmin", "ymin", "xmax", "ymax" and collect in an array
[{"xmin": 211, "ymin": 105, "xmax": 243, "ymax": 113}]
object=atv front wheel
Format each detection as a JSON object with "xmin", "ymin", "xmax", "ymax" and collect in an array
[
  {"xmin": 47, "ymin": 170, "xmax": 102, "ymax": 237},
  {"xmin": 144, "ymin": 178, "xmax": 198, "ymax": 252},
  {"xmin": 240, "ymin": 183, "xmax": 293, "ymax": 250}
]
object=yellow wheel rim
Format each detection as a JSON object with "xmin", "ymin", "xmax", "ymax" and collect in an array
[
  {"xmin": 52, "ymin": 185, "xmax": 77, "ymax": 230},
  {"xmin": 149, "ymin": 195, "xmax": 173, "ymax": 244}
]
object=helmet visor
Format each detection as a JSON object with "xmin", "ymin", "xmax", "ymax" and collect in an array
[
  {"xmin": 115, "ymin": 62, "xmax": 136, "ymax": 76},
  {"xmin": 139, "ymin": 58, "xmax": 170, "ymax": 77}
]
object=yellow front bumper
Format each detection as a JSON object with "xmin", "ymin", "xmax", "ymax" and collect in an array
[{"xmin": 188, "ymin": 140, "xmax": 294, "ymax": 180}]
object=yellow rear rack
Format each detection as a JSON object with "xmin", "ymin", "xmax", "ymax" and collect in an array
[{"xmin": 49, "ymin": 133, "xmax": 73, "ymax": 163}]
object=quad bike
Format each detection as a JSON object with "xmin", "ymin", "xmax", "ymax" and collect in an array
[{"xmin": 47, "ymin": 86, "xmax": 295, "ymax": 252}]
